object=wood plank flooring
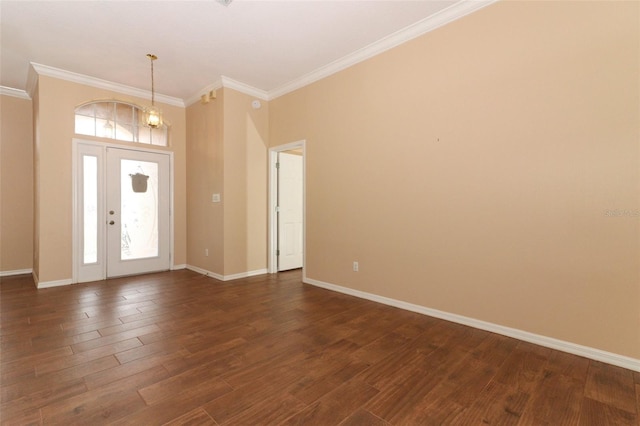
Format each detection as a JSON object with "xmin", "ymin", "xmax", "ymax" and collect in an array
[{"xmin": 1, "ymin": 269, "xmax": 638, "ymax": 425}]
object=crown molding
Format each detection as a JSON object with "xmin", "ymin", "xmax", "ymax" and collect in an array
[
  {"xmin": 185, "ymin": 76, "xmax": 269, "ymax": 106},
  {"xmin": 268, "ymin": 0, "xmax": 497, "ymax": 100},
  {"xmin": 221, "ymin": 76, "xmax": 269, "ymax": 101},
  {"xmin": 184, "ymin": 79, "xmax": 223, "ymax": 107},
  {"xmin": 26, "ymin": 64, "xmax": 39, "ymax": 98},
  {"xmin": 30, "ymin": 62, "xmax": 185, "ymax": 107},
  {"xmin": 191, "ymin": 0, "xmax": 496, "ymax": 102},
  {"xmin": 23, "ymin": 0, "xmax": 494, "ymax": 107},
  {"xmin": 0, "ymin": 86, "xmax": 31, "ymax": 100}
]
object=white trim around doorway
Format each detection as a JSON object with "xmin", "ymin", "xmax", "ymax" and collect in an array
[
  {"xmin": 268, "ymin": 140, "xmax": 306, "ymax": 277},
  {"xmin": 72, "ymin": 138, "xmax": 175, "ymax": 284}
]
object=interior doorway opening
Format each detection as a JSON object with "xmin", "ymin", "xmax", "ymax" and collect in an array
[{"xmin": 268, "ymin": 141, "xmax": 305, "ymax": 274}]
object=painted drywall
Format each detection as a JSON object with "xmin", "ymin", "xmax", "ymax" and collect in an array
[
  {"xmin": 186, "ymin": 91, "xmax": 225, "ymax": 274},
  {"xmin": 186, "ymin": 88, "xmax": 268, "ymax": 277},
  {"xmin": 222, "ymin": 89, "xmax": 268, "ymax": 276},
  {"xmin": 32, "ymin": 83, "xmax": 41, "ymax": 279},
  {"xmin": 269, "ymin": 1, "xmax": 640, "ymax": 358},
  {"xmin": 33, "ymin": 75, "xmax": 187, "ymax": 283},
  {"xmin": 0, "ymin": 95, "xmax": 34, "ymax": 273}
]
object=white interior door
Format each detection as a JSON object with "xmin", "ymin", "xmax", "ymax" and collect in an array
[
  {"xmin": 277, "ymin": 152, "xmax": 303, "ymax": 271},
  {"xmin": 75, "ymin": 142, "xmax": 171, "ymax": 282}
]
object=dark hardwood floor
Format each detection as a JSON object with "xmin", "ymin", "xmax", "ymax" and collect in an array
[{"xmin": 1, "ymin": 270, "xmax": 638, "ymax": 425}]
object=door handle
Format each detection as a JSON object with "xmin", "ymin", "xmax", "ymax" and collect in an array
[{"xmin": 108, "ymin": 220, "xmax": 115, "ymax": 225}]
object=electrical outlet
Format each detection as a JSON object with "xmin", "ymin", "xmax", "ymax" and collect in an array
[
  {"xmin": 205, "ymin": 248, "xmax": 209, "ymax": 256},
  {"xmin": 353, "ymin": 261, "xmax": 359, "ymax": 272}
]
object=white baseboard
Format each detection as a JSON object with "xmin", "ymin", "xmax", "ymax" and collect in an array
[
  {"xmin": 186, "ymin": 265, "xmax": 267, "ymax": 282},
  {"xmin": 37, "ymin": 277, "xmax": 74, "ymax": 289},
  {"xmin": 186, "ymin": 264, "xmax": 224, "ymax": 281},
  {"xmin": 304, "ymin": 277, "xmax": 640, "ymax": 373},
  {"xmin": 224, "ymin": 269, "xmax": 268, "ymax": 281},
  {"xmin": 0, "ymin": 268, "xmax": 33, "ymax": 277},
  {"xmin": 5, "ymin": 264, "xmax": 265, "ymax": 286}
]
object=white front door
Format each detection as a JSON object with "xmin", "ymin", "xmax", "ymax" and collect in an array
[
  {"xmin": 106, "ymin": 148, "xmax": 170, "ymax": 277},
  {"xmin": 75, "ymin": 142, "xmax": 171, "ymax": 282},
  {"xmin": 277, "ymin": 152, "xmax": 303, "ymax": 271}
]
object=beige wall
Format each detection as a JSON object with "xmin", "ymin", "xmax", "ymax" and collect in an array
[
  {"xmin": 269, "ymin": 1, "xmax": 640, "ymax": 358},
  {"xmin": 33, "ymin": 83, "xmax": 40, "ymax": 278},
  {"xmin": 5, "ymin": 0, "xmax": 637, "ymax": 360},
  {"xmin": 0, "ymin": 95, "xmax": 34, "ymax": 273},
  {"xmin": 186, "ymin": 88, "xmax": 268, "ymax": 276},
  {"xmin": 222, "ymin": 89, "xmax": 268, "ymax": 275},
  {"xmin": 186, "ymin": 91, "xmax": 225, "ymax": 274},
  {"xmin": 33, "ymin": 75, "xmax": 187, "ymax": 283}
]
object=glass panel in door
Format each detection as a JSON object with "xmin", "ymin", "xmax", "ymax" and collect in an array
[
  {"xmin": 76, "ymin": 142, "xmax": 106, "ymax": 283},
  {"xmin": 120, "ymin": 159, "xmax": 159, "ymax": 260},
  {"xmin": 106, "ymin": 147, "xmax": 170, "ymax": 278}
]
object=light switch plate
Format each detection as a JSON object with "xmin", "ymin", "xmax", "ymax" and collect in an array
[{"xmin": 212, "ymin": 193, "xmax": 221, "ymax": 203}]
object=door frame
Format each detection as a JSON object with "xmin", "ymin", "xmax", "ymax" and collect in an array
[
  {"xmin": 268, "ymin": 140, "xmax": 306, "ymax": 274},
  {"xmin": 72, "ymin": 138, "xmax": 175, "ymax": 283}
]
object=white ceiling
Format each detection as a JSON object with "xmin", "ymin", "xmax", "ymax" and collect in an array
[{"xmin": 1, "ymin": 0, "xmax": 489, "ymax": 103}]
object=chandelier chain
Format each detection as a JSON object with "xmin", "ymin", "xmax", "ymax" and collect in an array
[
  {"xmin": 151, "ymin": 59, "xmax": 154, "ymax": 105},
  {"xmin": 147, "ymin": 53, "xmax": 157, "ymax": 106}
]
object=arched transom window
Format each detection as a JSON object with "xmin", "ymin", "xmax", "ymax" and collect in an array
[{"xmin": 75, "ymin": 100, "xmax": 168, "ymax": 146}]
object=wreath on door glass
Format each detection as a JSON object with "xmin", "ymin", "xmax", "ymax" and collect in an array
[{"xmin": 129, "ymin": 173, "xmax": 149, "ymax": 193}]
